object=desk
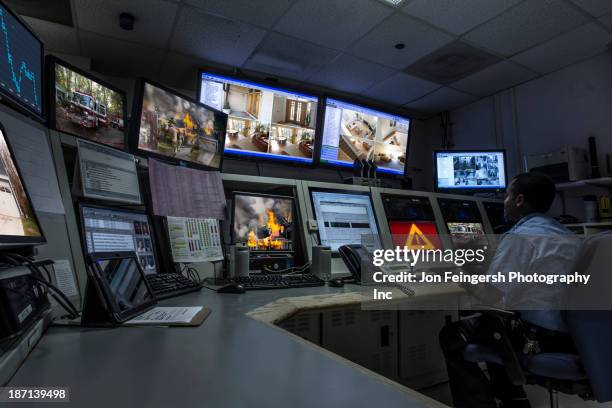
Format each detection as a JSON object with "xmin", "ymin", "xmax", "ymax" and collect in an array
[{"xmin": 7, "ymin": 285, "xmax": 460, "ymax": 408}]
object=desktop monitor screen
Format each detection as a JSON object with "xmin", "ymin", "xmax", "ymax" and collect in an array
[
  {"xmin": 435, "ymin": 150, "xmax": 506, "ymax": 191},
  {"xmin": 310, "ymin": 189, "xmax": 381, "ymax": 252},
  {"xmin": 133, "ymin": 80, "xmax": 227, "ymax": 170},
  {"xmin": 437, "ymin": 198, "xmax": 488, "ymax": 249},
  {"xmin": 0, "ymin": 3, "xmax": 43, "ymax": 118},
  {"xmin": 80, "ymin": 205, "xmax": 158, "ymax": 274},
  {"xmin": 0, "ymin": 125, "xmax": 44, "ymax": 247},
  {"xmin": 199, "ymin": 72, "xmax": 318, "ymax": 164},
  {"xmin": 321, "ymin": 98, "xmax": 410, "ymax": 175},
  {"xmin": 232, "ymin": 192, "xmax": 294, "ymax": 253},
  {"xmin": 389, "ymin": 221, "xmax": 441, "ymax": 250},
  {"xmin": 48, "ymin": 57, "xmax": 127, "ymax": 150}
]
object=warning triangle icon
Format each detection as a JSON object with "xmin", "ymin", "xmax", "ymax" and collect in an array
[{"xmin": 404, "ymin": 224, "xmax": 435, "ymax": 250}]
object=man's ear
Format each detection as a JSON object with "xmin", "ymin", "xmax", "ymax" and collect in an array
[{"xmin": 515, "ymin": 193, "xmax": 525, "ymax": 208}]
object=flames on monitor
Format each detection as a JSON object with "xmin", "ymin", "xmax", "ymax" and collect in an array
[{"xmin": 246, "ymin": 210, "xmax": 291, "ymax": 251}]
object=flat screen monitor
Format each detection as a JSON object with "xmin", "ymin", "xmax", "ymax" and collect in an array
[
  {"xmin": 47, "ymin": 56, "xmax": 127, "ymax": 150},
  {"xmin": 435, "ymin": 150, "xmax": 507, "ymax": 192},
  {"xmin": 199, "ymin": 72, "xmax": 319, "ymax": 164},
  {"xmin": 132, "ymin": 79, "xmax": 227, "ymax": 170},
  {"xmin": 310, "ymin": 189, "xmax": 381, "ymax": 252},
  {"xmin": 231, "ymin": 192, "xmax": 294, "ymax": 253},
  {"xmin": 321, "ymin": 98, "xmax": 410, "ymax": 175},
  {"xmin": 437, "ymin": 198, "xmax": 488, "ymax": 249},
  {"xmin": 381, "ymin": 194, "xmax": 441, "ymax": 250},
  {"xmin": 79, "ymin": 204, "xmax": 158, "ymax": 274},
  {"xmin": 0, "ymin": 3, "xmax": 43, "ymax": 119},
  {"xmin": 0, "ymin": 124, "xmax": 44, "ymax": 247}
]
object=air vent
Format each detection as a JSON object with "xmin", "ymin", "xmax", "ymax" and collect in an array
[
  {"xmin": 404, "ymin": 41, "xmax": 500, "ymax": 85},
  {"xmin": 6, "ymin": 0, "xmax": 73, "ymax": 27}
]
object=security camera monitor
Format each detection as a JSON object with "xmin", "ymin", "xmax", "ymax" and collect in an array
[{"xmin": 435, "ymin": 150, "xmax": 507, "ymax": 192}]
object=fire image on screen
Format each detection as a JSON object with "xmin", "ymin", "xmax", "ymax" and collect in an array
[
  {"xmin": 233, "ymin": 194, "xmax": 293, "ymax": 252},
  {"xmin": 389, "ymin": 221, "xmax": 441, "ymax": 250},
  {"xmin": 0, "ymin": 129, "xmax": 42, "ymax": 237},
  {"xmin": 200, "ymin": 73, "xmax": 317, "ymax": 163},
  {"xmin": 137, "ymin": 82, "xmax": 225, "ymax": 169}
]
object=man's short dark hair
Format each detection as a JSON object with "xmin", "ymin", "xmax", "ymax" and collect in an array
[{"xmin": 510, "ymin": 172, "xmax": 556, "ymax": 213}]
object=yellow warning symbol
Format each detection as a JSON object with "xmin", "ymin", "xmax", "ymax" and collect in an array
[{"xmin": 404, "ymin": 224, "xmax": 435, "ymax": 250}]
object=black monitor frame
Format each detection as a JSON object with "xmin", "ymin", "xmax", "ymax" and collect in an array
[
  {"xmin": 230, "ymin": 191, "xmax": 296, "ymax": 255},
  {"xmin": 433, "ymin": 149, "xmax": 508, "ymax": 194},
  {"xmin": 0, "ymin": 121, "xmax": 45, "ymax": 248},
  {"xmin": 318, "ymin": 96, "xmax": 412, "ymax": 177},
  {"xmin": 128, "ymin": 77, "xmax": 228, "ymax": 171},
  {"xmin": 77, "ymin": 202, "xmax": 160, "ymax": 274},
  {"xmin": 196, "ymin": 68, "xmax": 322, "ymax": 168},
  {"xmin": 45, "ymin": 55, "xmax": 128, "ymax": 151},
  {"xmin": 0, "ymin": 0, "xmax": 45, "ymax": 123},
  {"xmin": 308, "ymin": 187, "xmax": 382, "ymax": 255}
]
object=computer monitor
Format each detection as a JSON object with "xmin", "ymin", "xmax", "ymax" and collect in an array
[
  {"xmin": 130, "ymin": 79, "xmax": 228, "ymax": 170},
  {"xmin": 79, "ymin": 204, "xmax": 158, "ymax": 274},
  {"xmin": 231, "ymin": 192, "xmax": 294, "ymax": 253},
  {"xmin": 47, "ymin": 56, "xmax": 127, "ymax": 150},
  {"xmin": 434, "ymin": 150, "xmax": 507, "ymax": 192},
  {"xmin": 320, "ymin": 98, "xmax": 410, "ymax": 175},
  {"xmin": 381, "ymin": 194, "xmax": 441, "ymax": 250},
  {"xmin": 437, "ymin": 198, "xmax": 488, "ymax": 249},
  {"xmin": 198, "ymin": 72, "xmax": 319, "ymax": 165},
  {"xmin": 0, "ymin": 2, "xmax": 43, "ymax": 119},
  {"xmin": 310, "ymin": 188, "xmax": 382, "ymax": 252},
  {"xmin": 0, "ymin": 124, "xmax": 44, "ymax": 248}
]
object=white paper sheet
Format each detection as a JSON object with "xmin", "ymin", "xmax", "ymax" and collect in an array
[
  {"xmin": 52, "ymin": 259, "xmax": 78, "ymax": 298},
  {"xmin": 125, "ymin": 306, "xmax": 203, "ymax": 325},
  {"xmin": 167, "ymin": 217, "xmax": 223, "ymax": 263}
]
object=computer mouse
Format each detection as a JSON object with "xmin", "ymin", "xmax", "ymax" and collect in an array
[
  {"xmin": 218, "ymin": 283, "xmax": 246, "ymax": 294},
  {"xmin": 328, "ymin": 278, "xmax": 344, "ymax": 288}
]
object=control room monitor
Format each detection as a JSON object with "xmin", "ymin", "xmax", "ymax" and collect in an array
[
  {"xmin": 310, "ymin": 189, "xmax": 381, "ymax": 252},
  {"xmin": 435, "ymin": 150, "xmax": 507, "ymax": 192},
  {"xmin": 437, "ymin": 198, "xmax": 488, "ymax": 249},
  {"xmin": 381, "ymin": 194, "xmax": 441, "ymax": 250}
]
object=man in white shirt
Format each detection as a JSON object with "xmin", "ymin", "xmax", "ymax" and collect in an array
[{"xmin": 439, "ymin": 172, "xmax": 580, "ymax": 408}]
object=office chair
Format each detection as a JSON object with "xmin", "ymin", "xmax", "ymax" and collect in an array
[{"xmin": 460, "ymin": 231, "xmax": 612, "ymax": 408}]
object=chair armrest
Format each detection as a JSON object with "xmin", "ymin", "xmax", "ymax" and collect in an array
[{"xmin": 473, "ymin": 305, "xmax": 517, "ymax": 319}]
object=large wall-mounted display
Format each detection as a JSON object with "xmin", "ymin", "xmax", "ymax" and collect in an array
[
  {"xmin": 0, "ymin": 3, "xmax": 43, "ymax": 119},
  {"xmin": 435, "ymin": 150, "xmax": 507, "ymax": 192},
  {"xmin": 321, "ymin": 98, "xmax": 410, "ymax": 175},
  {"xmin": 199, "ymin": 72, "xmax": 319, "ymax": 164},
  {"xmin": 132, "ymin": 79, "xmax": 227, "ymax": 170},
  {"xmin": 48, "ymin": 57, "xmax": 127, "ymax": 150}
]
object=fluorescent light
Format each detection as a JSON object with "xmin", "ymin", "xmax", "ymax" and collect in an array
[{"xmin": 379, "ymin": 0, "xmax": 406, "ymax": 6}]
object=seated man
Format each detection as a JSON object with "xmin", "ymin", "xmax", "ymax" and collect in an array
[{"xmin": 439, "ymin": 172, "xmax": 581, "ymax": 408}]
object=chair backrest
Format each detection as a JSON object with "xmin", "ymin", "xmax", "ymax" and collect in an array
[{"xmin": 564, "ymin": 231, "xmax": 612, "ymax": 402}]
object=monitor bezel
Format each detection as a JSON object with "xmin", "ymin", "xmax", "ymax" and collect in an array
[
  {"xmin": 45, "ymin": 55, "xmax": 128, "ymax": 151},
  {"xmin": 0, "ymin": 0, "xmax": 45, "ymax": 122},
  {"xmin": 318, "ymin": 96, "xmax": 412, "ymax": 177},
  {"xmin": 196, "ymin": 68, "xmax": 322, "ymax": 168},
  {"xmin": 230, "ymin": 191, "xmax": 296, "ymax": 254},
  {"xmin": 128, "ymin": 77, "xmax": 228, "ymax": 171},
  {"xmin": 436, "ymin": 197, "xmax": 489, "ymax": 248},
  {"xmin": 308, "ymin": 187, "xmax": 383, "ymax": 254},
  {"xmin": 77, "ymin": 202, "xmax": 160, "ymax": 274},
  {"xmin": 0, "ymin": 121, "xmax": 45, "ymax": 248},
  {"xmin": 433, "ymin": 149, "xmax": 508, "ymax": 193}
]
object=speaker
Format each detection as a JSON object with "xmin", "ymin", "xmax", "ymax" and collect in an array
[
  {"xmin": 588, "ymin": 136, "xmax": 600, "ymax": 178},
  {"xmin": 312, "ymin": 245, "xmax": 332, "ymax": 281},
  {"xmin": 229, "ymin": 246, "xmax": 250, "ymax": 277}
]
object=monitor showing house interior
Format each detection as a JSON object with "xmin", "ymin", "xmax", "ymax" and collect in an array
[
  {"xmin": 435, "ymin": 150, "xmax": 506, "ymax": 190},
  {"xmin": 199, "ymin": 72, "xmax": 318, "ymax": 164},
  {"xmin": 320, "ymin": 98, "xmax": 410, "ymax": 175}
]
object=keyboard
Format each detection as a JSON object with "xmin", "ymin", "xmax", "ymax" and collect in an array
[
  {"xmin": 145, "ymin": 273, "xmax": 202, "ymax": 300},
  {"xmin": 230, "ymin": 273, "xmax": 325, "ymax": 290}
]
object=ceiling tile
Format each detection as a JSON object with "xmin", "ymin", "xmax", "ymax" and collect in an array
[
  {"xmin": 511, "ymin": 23, "xmax": 612, "ymax": 74},
  {"xmin": 24, "ymin": 16, "xmax": 79, "ymax": 55},
  {"xmin": 73, "ymin": 0, "xmax": 178, "ymax": 48},
  {"xmin": 307, "ymin": 54, "xmax": 394, "ymax": 94},
  {"xmin": 243, "ymin": 33, "xmax": 339, "ymax": 82},
  {"xmin": 600, "ymin": 13, "xmax": 612, "ymax": 30},
  {"xmin": 274, "ymin": 0, "xmax": 393, "ymax": 50},
  {"xmin": 80, "ymin": 30, "xmax": 165, "ymax": 79},
  {"xmin": 569, "ymin": 0, "xmax": 612, "ymax": 17},
  {"xmin": 404, "ymin": 87, "xmax": 479, "ymax": 113},
  {"xmin": 402, "ymin": 0, "xmax": 521, "ymax": 36},
  {"xmin": 347, "ymin": 13, "xmax": 454, "ymax": 69},
  {"xmin": 170, "ymin": 7, "xmax": 267, "ymax": 67},
  {"xmin": 361, "ymin": 72, "xmax": 440, "ymax": 105},
  {"xmin": 451, "ymin": 61, "xmax": 538, "ymax": 96},
  {"xmin": 184, "ymin": 0, "xmax": 294, "ymax": 28},
  {"xmin": 463, "ymin": 0, "xmax": 590, "ymax": 56},
  {"xmin": 158, "ymin": 52, "xmax": 208, "ymax": 93}
]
